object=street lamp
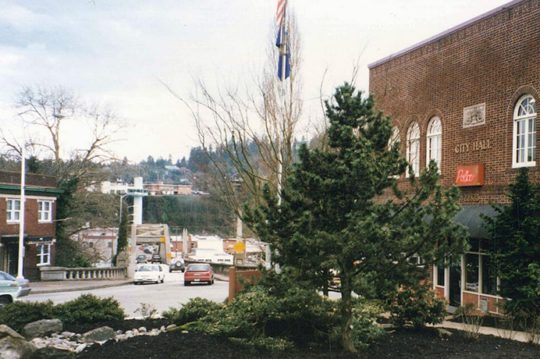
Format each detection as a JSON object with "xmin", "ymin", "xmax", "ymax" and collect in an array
[{"xmin": 17, "ymin": 145, "xmax": 26, "ymax": 279}]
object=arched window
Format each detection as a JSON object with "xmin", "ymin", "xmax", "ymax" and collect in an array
[
  {"xmin": 513, "ymin": 95, "xmax": 536, "ymax": 167},
  {"xmin": 426, "ymin": 116, "xmax": 442, "ymax": 172},
  {"xmin": 388, "ymin": 127, "xmax": 400, "ymax": 150},
  {"xmin": 406, "ymin": 122, "xmax": 420, "ymax": 177}
]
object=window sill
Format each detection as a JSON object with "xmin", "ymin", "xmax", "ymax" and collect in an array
[
  {"xmin": 512, "ymin": 162, "xmax": 536, "ymax": 169},
  {"xmin": 38, "ymin": 221, "xmax": 53, "ymax": 224},
  {"xmin": 37, "ymin": 263, "xmax": 51, "ymax": 267},
  {"xmin": 6, "ymin": 221, "xmax": 20, "ymax": 224}
]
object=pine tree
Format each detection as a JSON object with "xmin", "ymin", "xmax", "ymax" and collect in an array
[
  {"xmin": 485, "ymin": 168, "xmax": 540, "ymax": 322},
  {"xmin": 247, "ymin": 83, "xmax": 468, "ymax": 352}
]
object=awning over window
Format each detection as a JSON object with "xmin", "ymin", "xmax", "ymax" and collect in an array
[{"xmin": 453, "ymin": 205, "xmax": 497, "ymax": 239}]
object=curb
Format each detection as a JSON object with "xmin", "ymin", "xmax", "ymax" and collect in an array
[{"xmin": 29, "ymin": 280, "xmax": 133, "ymax": 295}]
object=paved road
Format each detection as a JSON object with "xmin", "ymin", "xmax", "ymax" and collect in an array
[{"xmin": 23, "ymin": 272, "xmax": 229, "ymax": 317}]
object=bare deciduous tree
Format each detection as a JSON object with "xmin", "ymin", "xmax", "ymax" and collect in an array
[
  {"xmin": 167, "ymin": 16, "xmax": 303, "ymax": 220},
  {"xmin": 1, "ymin": 86, "xmax": 122, "ymax": 184}
]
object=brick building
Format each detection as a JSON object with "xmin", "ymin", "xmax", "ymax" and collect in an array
[
  {"xmin": 369, "ymin": 0, "xmax": 539, "ymax": 312},
  {"xmin": 0, "ymin": 171, "xmax": 61, "ymax": 280}
]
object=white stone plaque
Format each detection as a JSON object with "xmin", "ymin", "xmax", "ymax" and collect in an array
[{"xmin": 463, "ymin": 103, "xmax": 486, "ymax": 128}]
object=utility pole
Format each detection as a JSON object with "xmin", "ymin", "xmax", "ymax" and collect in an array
[{"xmin": 17, "ymin": 145, "xmax": 26, "ymax": 279}]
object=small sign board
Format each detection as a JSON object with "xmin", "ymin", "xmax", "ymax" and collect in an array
[
  {"xmin": 455, "ymin": 164, "xmax": 485, "ymax": 187},
  {"xmin": 233, "ymin": 241, "xmax": 246, "ymax": 254}
]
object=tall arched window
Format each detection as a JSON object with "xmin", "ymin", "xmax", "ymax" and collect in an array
[
  {"xmin": 406, "ymin": 122, "xmax": 420, "ymax": 177},
  {"xmin": 388, "ymin": 126, "xmax": 400, "ymax": 150},
  {"xmin": 513, "ymin": 95, "xmax": 536, "ymax": 167},
  {"xmin": 426, "ymin": 116, "xmax": 442, "ymax": 172}
]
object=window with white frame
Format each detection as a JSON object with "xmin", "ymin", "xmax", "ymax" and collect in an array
[
  {"xmin": 37, "ymin": 243, "xmax": 51, "ymax": 266},
  {"xmin": 38, "ymin": 200, "xmax": 53, "ymax": 223},
  {"xmin": 6, "ymin": 199, "xmax": 21, "ymax": 223},
  {"xmin": 513, "ymin": 95, "xmax": 536, "ymax": 167},
  {"xmin": 426, "ymin": 116, "xmax": 442, "ymax": 172},
  {"xmin": 388, "ymin": 126, "xmax": 400, "ymax": 150},
  {"xmin": 464, "ymin": 239, "xmax": 498, "ymax": 296},
  {"xmin": 406, "ymin": 122, "xmax": 420, "ymax": 177}
]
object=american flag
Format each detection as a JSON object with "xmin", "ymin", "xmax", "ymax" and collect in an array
[{"xmin": 275, "ymin": 0, "xmax": 290, "ymax": 80}]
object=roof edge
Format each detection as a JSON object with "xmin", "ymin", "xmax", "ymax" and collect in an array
[{"xmin": 368, "ymin": 0, "xmax": 525, "ymax": 70}]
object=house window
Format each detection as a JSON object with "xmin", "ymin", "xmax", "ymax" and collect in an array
[
  {"xmin": 426, "ymin": 116, "xmax": 442, "ymax": 171},
  {"xmin": 512, "ymin": 95, "xmax": 536, "ymax": 167},
  {"xmin": 37, "ymin": 243, "xmax": 51, "ymax": 266},
  {"xmin": 406, "ymin": 122, "xmax": 420, "ymax": 177},
  {"xmin": 7, "ymin": 199, "xmax": 21, "ymax": 223},
  {"xmin": 38, "ymin": 200, "xmax": 53, "ymax": 223}
]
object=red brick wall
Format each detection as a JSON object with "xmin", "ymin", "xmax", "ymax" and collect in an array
[
  {"xmin": 369, "ymin": 0, "xmax": 540, "ymax": 204},
  {"xmin": 0, "ymin": 197, "xmax": 56, "ymax": 236}
]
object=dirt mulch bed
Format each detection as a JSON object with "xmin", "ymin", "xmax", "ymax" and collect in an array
[
  {"xmin": 77, "ymin": 324, "xmax": 540, "ymax": 359},
  {"xmin": 64, "ymin": 318, "xmax": 170, "ymax": 334}
]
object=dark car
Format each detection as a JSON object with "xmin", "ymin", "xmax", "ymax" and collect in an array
[
  {"xmin": 169, "ymin": 259, "xmax": 185, "ymax": 273},
  {"xmin": 151, "ymin": 254, "xmax": 162, "ymax": 263},
  {"xmin": 184, "ymin": 263, "xmax": 214, "ymax": 286},
  {"xmin": 136, "ymin": 254, "xmax": 147, "ymax": 264}
]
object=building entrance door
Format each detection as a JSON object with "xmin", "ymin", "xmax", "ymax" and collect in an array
[
  {"xmin": 6, "ymin": 243, "xmax": 18, "ymax": 276},
  {"xmin": 449, "ymin": 263, "xmax": 461, "ymax": 307}
]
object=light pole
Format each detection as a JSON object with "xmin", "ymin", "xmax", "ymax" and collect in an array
[{"xmin": 17, "ymin": 145, "xmax": 26, "ymax": 279}]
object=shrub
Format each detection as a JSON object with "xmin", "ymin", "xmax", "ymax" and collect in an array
[
  {"xmin": 162, "ymin": 298, "xmax": 222, "ymax": 325},
  {"xmin": 350, "ymin": 299, "xmax": 385, "ymax": 349},
  {"xmin": 388, "ymin": 285, "xmax": 446, "ymax": 328},
  {"xmin": 0, "ymin": 300, "xmax": 55, "ymax": 332},
  {"xmin": 455, "ymin": 303, "xmax": 484, "ymax": 340},
  {"xmin": 54, "ymin": 294, "xmax": 125, "ymax": 324},
  {"xmin": 192, "ymin": 282, "xmax": 336, "ymax": 347}
]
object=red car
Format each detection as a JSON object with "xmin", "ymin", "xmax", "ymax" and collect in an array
[{"xmin": 184, "ymin": 263, "xmax": 214, "ymax": 286}]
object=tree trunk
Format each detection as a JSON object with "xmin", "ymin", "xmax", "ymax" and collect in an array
[{"xmin": 340, "ymin": 272, "xmax": 356, "ymax": 353}]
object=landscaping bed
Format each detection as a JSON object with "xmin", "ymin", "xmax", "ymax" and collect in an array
[{"xmin": 77, "ymin": 324, "xmax": 540, "ymax": 359}]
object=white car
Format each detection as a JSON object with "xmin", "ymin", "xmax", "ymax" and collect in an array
[
  {"xmin": 133, "ymin": 264, "xmax": 165, "ymax": 285},
  {"xmin": 0, "ymin": 271, "xmax": 31, "ymax": 307}
]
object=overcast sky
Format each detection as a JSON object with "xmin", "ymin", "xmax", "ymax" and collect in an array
[{"xmin": 0, "ymin": 0, "xmax": 510, "ymax": 162}]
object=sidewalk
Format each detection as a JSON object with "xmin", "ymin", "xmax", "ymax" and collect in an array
[
  {"xmin": 436, "ymin": 320, "xmax": 534, "ymax": 343},
  {"xmin": 29, "ymin": 279, "xmax": 133, "ymax": 295}
]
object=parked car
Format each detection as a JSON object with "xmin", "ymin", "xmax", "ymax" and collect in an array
[
  {"xmin": 151, "ymin": 254, "xmax": 162, "ymax": 263},
  {"xmin": 0, "ymin": 271, "xmax": 31, "ymax": 306},
  {"xmin": 133, "ymin": 264, "xmax": 165, "ymax": 285},
  {"xmin": 169, "ymin": 259, "xmax": 185, "ymax": 273},
  {"xmin": 184, "ymin": 263, "xmax": 214, "ymax": 286},
  {"xmin": 136, "ymin": 254, "xmax": 147, "ymax": 264}
]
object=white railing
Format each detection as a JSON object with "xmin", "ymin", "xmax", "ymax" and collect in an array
[{"xmin": 40, "ymin": 266, "xmax": 127, "ymax": 281}]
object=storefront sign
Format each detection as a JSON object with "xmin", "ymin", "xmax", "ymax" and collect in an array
[{"xmin": 455, "ymin": 164, "xmax": 485, "ymax": 187}]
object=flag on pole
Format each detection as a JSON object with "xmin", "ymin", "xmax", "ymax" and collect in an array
[{"xmin": 276, "ymin": 0, "xmax": 290, "ymax": 81}]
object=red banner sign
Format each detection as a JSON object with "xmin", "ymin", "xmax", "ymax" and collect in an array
[{"xmin": 455, "ymin": 164, "xmax": 485, "ymax": 187}]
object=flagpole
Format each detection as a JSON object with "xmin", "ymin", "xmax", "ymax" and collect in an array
[{"xmin": 17, "ymin": 144, "xmax": 26, "ymax": 280}]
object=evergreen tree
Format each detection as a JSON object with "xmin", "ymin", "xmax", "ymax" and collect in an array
[
  {"xmin": 115, "ymin": 198, "xmax": 129, "ymax": 262},
  {"xmin": 247, "ymin": 83, "xmax": 468, "ymax": 352},
  {"xmin": 485, "ymin": 168, "xmax": 540, "ymax": 322}
]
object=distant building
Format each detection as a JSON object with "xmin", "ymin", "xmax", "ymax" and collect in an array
[
  {"xmin": 0, "ymin": 171, "xmax": 61, "ymax": 280},
  {"xmin": 144, "ymin": 182, "xmax": 192, "ymax": 196},
  {"xmin": 76, "ymin": 228, "xmax": 118, "ymax": 268}
]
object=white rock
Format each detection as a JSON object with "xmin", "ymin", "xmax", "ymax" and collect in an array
[
  {"xmin": 75, "ymin": 343, "xmax": 87, "ymax": 353},
  {"xmin": 138, "ymin": 327, "xmax": 147, "ymax": 333}
]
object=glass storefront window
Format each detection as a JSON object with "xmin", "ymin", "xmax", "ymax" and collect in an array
[
  {"xmin": 436, "ymin": 265, "xmax": 445, "ymax": 286},
  {"xmin": 481, "ymin": 255, "xmax": 497, "ymax": 295},
  {"xmin": 465, "ymin": 253, "xmax": 479, "ymax": 292}
]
